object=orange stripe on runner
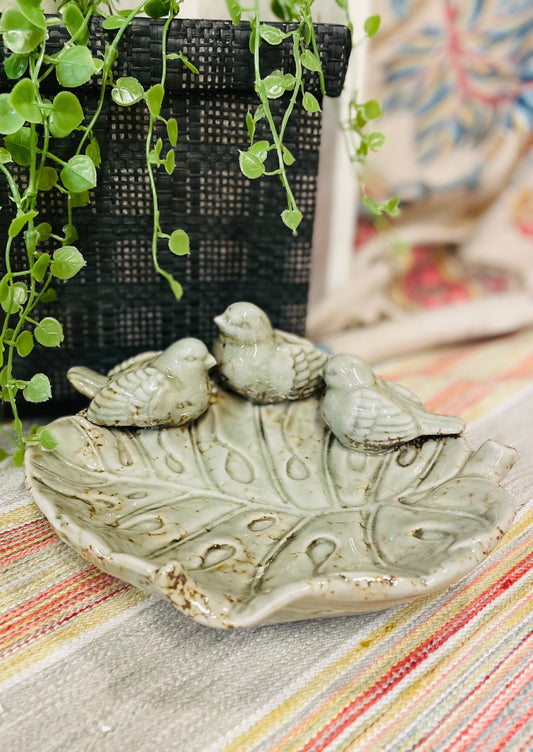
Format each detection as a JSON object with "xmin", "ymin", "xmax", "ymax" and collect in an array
[
  {"xmin": 447, "ymin": 650, "xmax": 533, "ymax": 752},
  {"xmin": 294, "ymin": 549, "xmax": 533, "ymax": 752},
  {"xmin": 0, "ymin": 518, "xmax": 52, "ymax": 551},
  {"xmin": 0, "ymin": 569, "xmax": 123, "ymax": 649},
  {"xmin": 1, "ymin": 535, "xmax": 57, "ymax": 568}
]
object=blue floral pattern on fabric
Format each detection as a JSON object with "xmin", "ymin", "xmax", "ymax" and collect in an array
[{"xmin": 384, "ymin": 0, "xmax": 533, "ymax": 161}]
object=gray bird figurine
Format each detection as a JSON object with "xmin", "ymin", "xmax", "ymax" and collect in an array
[
  {"xmin": 67, "ymin": 338, "xmax": 216, "ymax": 428},
  {"xmin": 213, "ymin": 301, "xmax": 328, "ymax": 403},
  {"xmin": 321, "ymin": 354, "xmax": 465, "ymax": 453}
]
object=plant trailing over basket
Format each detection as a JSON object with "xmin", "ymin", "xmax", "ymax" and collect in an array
[{"xmin": 0, "ymin": 0, "xmax": 396, "ymax": 464}]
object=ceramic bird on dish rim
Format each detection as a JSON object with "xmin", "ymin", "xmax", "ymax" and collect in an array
[
  {"xmin": 213, "ymin": 301, "xmax": 328, "ymax": 404},
  {"xmin": 67, "ymin": 337, "xmax": 216, "ymax": 428},
  {"xmin": 321, "ymin": 354, "xmax": 465, "ymax": 453}
]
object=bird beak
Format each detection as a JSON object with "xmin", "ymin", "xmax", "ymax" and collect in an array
[
  {"xmin": 205, "ymin": 353, "xmax": 217, "ymax": 370},
  {"xmin": 214, "ymin": 314, "xmax": 230, "ymax": 333}
]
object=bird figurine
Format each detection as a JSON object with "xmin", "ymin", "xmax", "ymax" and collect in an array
[
  {"xmin": 321, "ymin": 354, "xmax": 465, "ymax": 453},
  {"xmin": 67, "ymin": 338, "xmax": 217, "ymax": 428},
  {"xmin": 213, "ymin": 301, "xmax": 328, "ymax": 403}
]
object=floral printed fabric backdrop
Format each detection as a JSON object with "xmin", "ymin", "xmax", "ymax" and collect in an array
[
  {"xmin": 374, "ymin": 0, "xmax": 533, "ymax": 295},
  {"xmin": 309, "ymin": 0, "xmax": 533, "ymax": 355}
]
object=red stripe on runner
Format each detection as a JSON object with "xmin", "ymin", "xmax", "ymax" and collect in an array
[
  {"xmin": 297, "ymin": 549, "xmax": 533, "ymax": 752},
  {"xmin": 1, "ymin": 534, "xmax": 57, "ymax": 568},
  {"xmin": 0, "ymin": 519, "xmax": 52, "ymax": 555},
  {"xmin": 452, "ymin": 655, "xmax": 533, "ymax": 752},
  {"xmin": 0, "ymin": 571, "xmax": 130, "ymax": 656}
]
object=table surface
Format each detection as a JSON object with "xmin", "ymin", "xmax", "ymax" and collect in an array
[{"xmin": 2, "ymin": 327, "xmax": 533, "ymax": 752}]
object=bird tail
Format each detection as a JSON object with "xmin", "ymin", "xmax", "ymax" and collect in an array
[
  {"xmin": 67, "ymin": 366, "xmax": 107, "ymax": 398},
  {"xmin": 425, "ymin": 412, "xmax": 465, "ymax": 437}
]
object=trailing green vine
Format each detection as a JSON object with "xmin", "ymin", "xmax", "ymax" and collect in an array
[
  {"xmin": 0, "ymin": 0, "xmax": 190, "ymax": 463},
  {"xmin": 0, "ymin": 0, "xmax": 396, "ymax": 464},
  {"xmin": 228, "ymin": 0, "xmax": 399, "ymax": 231}
]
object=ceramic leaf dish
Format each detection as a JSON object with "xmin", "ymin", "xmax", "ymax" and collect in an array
[{"xmin": 25, "ymin": 386, "xmax": 517, "ymax": 629}]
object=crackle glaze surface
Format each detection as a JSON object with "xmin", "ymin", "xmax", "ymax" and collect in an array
[{"xmin": 25, "ymin": 388, "xmax": 517, "ymax": 628}]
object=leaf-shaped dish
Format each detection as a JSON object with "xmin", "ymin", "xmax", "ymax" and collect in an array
[{"xmin": 25, "ymin": 388, "xmax": 517, "ymax": 629}]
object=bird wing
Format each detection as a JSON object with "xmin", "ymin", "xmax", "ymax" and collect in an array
[
  {"xmin": 88, "ymin": 366, "xmax": 162, "ymax": 425},
  {"xmin": 387, "ymin": 380, "xmax": 424, "ymax": 406},
  {"xmin": 347, "ymin": 386, "xmax": 419, "ymax": 444},
  {"xmin": 388, "ymin": 380, "xmax": 465, "ymax": 436},
  {"xmin": 107, "ymin": 350, "xmax": 161, "ymax": 378},
  {"xmin": 275, "ymin": 331, "xmax": 328, "ymax": 395}
]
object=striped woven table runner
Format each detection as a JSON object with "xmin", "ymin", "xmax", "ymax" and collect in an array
[{"xmin": 1, "ymin": 328, "xmax": 532, "ymax": 751}]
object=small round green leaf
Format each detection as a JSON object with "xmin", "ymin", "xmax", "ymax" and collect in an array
[
  {"xmin": 281, "ymin": 208, "xmax": 303, "ymax": 231},
  {"xmin": 85, "ymin": 137, "xmax": 101, "ymax": 168},
  {"xmin": 144, "ymin": 0, "xmax": 171, "ymax": 18},
  {"xmin": 23, "ymin": 373, "xmax": 52, "ymax": 402},
  {"xmin": 4, "ymin": 127, "xmax": 37, "ymax": 165},
  {"xmin": 0, "ymin": 147, "xmax": 12, "ymax": 164},
  {"xmin": 282, "ymin": 145, "xmax": 295, "ymax": 166},
  {"xmin": 101, "ymin": 16, "xmax": 125, "ymax": 30},
  {"xmin": 164, "ymin": 149, "xmax": 175, "ymax": 175},
  {"xmin": 1, "ymin": 296, "xmax": 20, "ymax": 315},
  {"xmin": 9, "ymin": 210, "xmax": 38, "ymax": 238},
  {"xmin": 246, "ymin": 111, "xmax": 255, "ymax": 140},
  {"xmin": 0, "ymin": 8, "xmax": 46, "ymax": 54},
  {"xmin": 363, "ymin": 99, "xmax": 381, "ymax": 120},
  {"xmin": 176, "ymin": 54, "xmax": 199, "ymax": 75},
  {"xmin": 12, "ymin": 447, "xmax": 25, "ymax": 467},
  {"xmin": 167, "ymin": 117, "xmax": 178, "ymax": 146},
  {"xmin": 33, "ymin": 252, "xmax": 50, "ymax": 282},
  {"xmin": 168, "ymin": 277, "xmax": 183, "ymax": 300},
  {"xmin": 4, "ymin": 53, "xmax": 28, "ymax": 80},
  {"xmin": 364, "ymin": 14, "xmax": 381, "ymax": 37},
  {"xmin": 249, "ymin": 140, "xmax": 270, "ymax": 162},
  {"xmin": 239, "ymin": 150, "xmax": 265, "ymax": 179},
  {"xmin": 112, "ymin": 77, "xmax": 145, "ymax": 107},
  {"xmin": 0, "ymin": 276, "xmax": 9, "ymax": 305},
  {"xmin": 38, "ymin": 428, "xmax": 58, "ymax": 450},
  {"xmin": 56, "ymin": 46, "xmax": 97, "ymax": 88},
  {"xmin": 38, "ymin": 166, "xmax": 58, "ymax": 191},
  {"xmin": 34, "ymin": 317, "xmax": 64, "ymax": 347},
  {"xmin": 261, "ymin": 72, "xmax": 285, "ymax": 99},
  {"xmin": 70, "ymin": 190, "xmax": 90, "ymax": 207},
  {"xmin": 259, "ymin": 24, "xmax": 285, "ymax": 45},
  {"xmin": 146, "ymin": 84, "xmax": 164, "ymax": 118},
  {"xmin": 40, "ymin": 289, "xmax": 57, "ymax": 304},
  {"xmin": 0, "ymin": 93, "xmax": 25, "ymax": 135},
  {"xmin": 36, "ymin": 222, "xmax": 52, "ymax": 241},
  {"xmin": 168, "ymin": 229, "xmax": 190, "ymax": 256},
  {"xmin": 367, "ymin": 131, "xmax": 386, "ymax": 151},
  {"xmin": 302, "ymin": 91, "xmax": 321, "ymax": 113},
  {"xmin": 300, "ymin": 49, "xmax": 322, "ymax": 72},
  {"xmin": 62, "ymin": 2, "xmax": 89, "ymax": 44},
  {"xmin": 16, "ymin": 330, "xmax": 34, "ymax": 357},
  {"xmin": 60, "ymin": 155, "xmax": 96, "ymax": 192},
  {"xmin": 15, "ymin": 0, "xmax": 46, "ymax": 31},
  {"xmin": 10, "ymin": 76, "xmax": 42, "ymax": 123},
  {"xmin": 49, "ymin": 91, "xmax": 84, "ymax": 137},
  {"xmin": 13, "ymin": 282, "xmax": 28, "ymax": 305},
  {"xmin": 63, "ymin": 224, "xmax": 78, "ymax": 244},
  {"xmin": 50, "ymin": 245, "xmax": 86, "ymax": 279},
  {"xmin": 224, "ymin": 0, "xmax": 242, "ymax": 25}
]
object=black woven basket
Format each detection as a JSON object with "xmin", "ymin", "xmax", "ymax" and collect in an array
[{"xmin": 0, "ymin": 18, "xmax": 351, "ymax": 414}]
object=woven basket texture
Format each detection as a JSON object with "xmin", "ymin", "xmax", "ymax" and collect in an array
[{"xmin": 0, "ymin": 18, "xmax": 351, "ymax": 413}]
